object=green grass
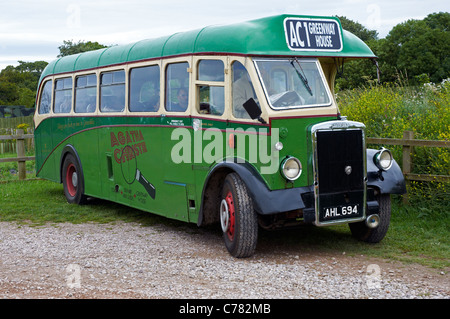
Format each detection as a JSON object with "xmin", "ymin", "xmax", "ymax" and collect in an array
[
  {"xmin": 0, "ymin": 179, "xmax": 164, "ymax": 226},
  {"xmin": 0, "ymin": 179, "xmax": 448, "ymax": 269}
]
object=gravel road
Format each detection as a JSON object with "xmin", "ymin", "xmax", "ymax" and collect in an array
[{"xmin": 0, "ymin": 221, "xmax": 448, "ymax": 299}]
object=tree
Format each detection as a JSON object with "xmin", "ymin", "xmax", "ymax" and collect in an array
[
  {"xmin": 335, "ymin": 12, "xmax": 450, "ymax": 89},
  {"xmin": 0, "ymin": 61, "xmax": 49, "ymax": 108},
  {"xmin": 14, "ymin": 60, "xmax": 48, "ymax": 74},
  {"xmin": 337, "ymin": 16, "xmax": 379, "ymax": 41},
  {"xmin": 0, "ymin": 81, "xmax": 19, "ymax": 105},
  {"xmin": 383, "ymin": 12, "xmax": 450, "ymax": 84},
  {"xmin": 58, "ymin": 40, "xmax": 107, "ymax": 57},
  {"xmin": 335, "ymin": 16, "xmax": 379, "ymax": 90},
  {"xmin": 0, "ymin": 39, "xmax": 108, "ymax": 109}
]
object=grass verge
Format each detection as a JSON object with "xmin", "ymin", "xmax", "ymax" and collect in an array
[{"xmin": 0, "ymin": 179, "xmax": 164, "ymax": 226}]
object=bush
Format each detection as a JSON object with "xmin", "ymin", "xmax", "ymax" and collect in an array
[
  {"xmin": 16, "ymin": 123, "xmax": 30, "ymax": 133},
  {"xmin": 337, "ymin": 79, "xmax": 450, "ymax": 208}
]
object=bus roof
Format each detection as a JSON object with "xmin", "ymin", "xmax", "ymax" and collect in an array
[{"xmin": 39, "ymin": 14, "xmax": 375, "ymax": 82}]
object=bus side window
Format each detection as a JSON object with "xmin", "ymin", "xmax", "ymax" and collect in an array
[
  {"xmin": 54, "ymin": 77, "xmax": 73, "ymax": 114},
  {"xmin": 231, "ymin": 61, "xmax": 259, "ymax": 119},
  {"xmin": 165, "ymin": 62, "xmax": 189, "ymax": 112},
  {"xmin": 75, "ymin": 74, "xmax": 97, "ymax": 113},
  {"xmin": 197, "ymin": 60, "xmax": 225, "ymax": 116},
  {"xmin": 198, "ymin": 60, "xmax": 224, "ymax": 82},
  {"xmin": 100, "ymin": 70, "xmax": 125, "ymax": 113},
  {"xmin": 38, "ymin": 80, "xmax": 52, "ymax": 114},
  {"xmin": 129, "ymin": 65, "xmax": 160, "ymax": 112}
]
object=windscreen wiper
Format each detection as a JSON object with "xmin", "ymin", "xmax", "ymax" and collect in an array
[{"xmin": 290, "ymin": 58, "xmax": 313, "ymax": 96}]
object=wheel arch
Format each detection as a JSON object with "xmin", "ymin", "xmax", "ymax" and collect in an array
[
  {"xmin": 197, "ymin": 163, "xmax": 234, "ymax": 227},
  {"xmin": 197, "ymin": 161, "xmax": 267, "ymax": 226},
  {"xmin": 59, "ymin": 144, "xmax": 83, "ymax": 184},
  {"xmin": 197, "ymin": 159, "xmax": 306, "ymax": 226}
]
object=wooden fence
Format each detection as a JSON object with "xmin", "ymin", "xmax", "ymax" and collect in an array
[
  {"xmin": 0, "ymin": 115, "xmax": 34, "ymax": 154},
  {"xmin": 367, "ymin": 130, "xmax": 449, "ymax": 204},
  {"xmin": 367, "ymin": 131, "xmax": 450, "ymax": 183},
  {"xmin": 0, "ymin": 128, "xmax": 34, "ymax": 154},
  {"xmin": 0, "ymin": 129, "xmax": 35, "ymax": 180},
  {"xmin": 0, "ymin": 115, "xmax": 34, "ymax": 129}
]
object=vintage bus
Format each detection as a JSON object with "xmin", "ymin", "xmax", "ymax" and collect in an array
[{"xmin": 34, "ymin": 15, "xmax": 406, "ymax": 257}]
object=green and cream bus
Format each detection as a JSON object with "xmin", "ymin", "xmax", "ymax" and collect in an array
[{"xmin": 34, "ymin": 15, "xmax": 406, "ymax": 257}]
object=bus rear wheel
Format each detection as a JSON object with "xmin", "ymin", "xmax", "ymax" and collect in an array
[
  {"xmin": 62, "ymin": 153, "xmax": 87, "ymax": 205},
  {"xmin": 220, "ymin": 173, "xmax": 258, "ymax": 258}
]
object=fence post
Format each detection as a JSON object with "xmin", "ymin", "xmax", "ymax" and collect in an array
[
  {"xmin": 402, "ymin": 130, "xmax": 414, "ymax": 204},
  {"xmin": 16, "ymin": 129, "xmax": 26, "ymax": 180}
]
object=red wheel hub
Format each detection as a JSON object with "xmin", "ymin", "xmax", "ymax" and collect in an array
[
  {"xmin": 66, "ymin": 163, "xmax": 77, "ymax": 197},
  {"xmin": 225, "ymin": 191, "xmax": 235, "ymax": 241}
]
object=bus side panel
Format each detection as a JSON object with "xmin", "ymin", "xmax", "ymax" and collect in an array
[
  {"xmin": 71, "ymin": 118, "xmax": 100, "ymax": 198},
  {"xmin": 116, "ymin": 123, "xmax": 166, "ymax": 216},
  {"xmin": 260, "ymin": 117, "xmax": 336, "ymax": 190},
  {"xmin": 96, "ymin": 119, "xmax": 176, "ymax": 219},
  {"xmin": 35, "ymin": 119, "xmax": 59, "ymax": 182}
]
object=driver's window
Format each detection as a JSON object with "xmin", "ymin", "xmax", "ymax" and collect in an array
[{"xmin": 231, "ymin": 61, "xmax": 259, "ymax": 119}]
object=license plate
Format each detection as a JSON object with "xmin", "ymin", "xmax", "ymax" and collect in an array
[{"xmin": 321, "ymin": 204, "xmax": 361, "ymax": 222}]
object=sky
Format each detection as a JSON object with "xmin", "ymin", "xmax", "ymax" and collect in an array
[{"xmin": 0, "ymin": 0, "xmax": 448, "ymax": 71}]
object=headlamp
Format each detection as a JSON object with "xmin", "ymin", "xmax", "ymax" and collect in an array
[
  {"xmin": 374, "ymin": 148, "xmax": 393, "ymax": 171},
  {"xmin": 280, "ymin": 156, "xmax": 302, "ymax": 181}
]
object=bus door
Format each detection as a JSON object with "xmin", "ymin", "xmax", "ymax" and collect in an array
[{"xmin": 158, "ymin": 60, "xmax": 194, "ymax": 222}]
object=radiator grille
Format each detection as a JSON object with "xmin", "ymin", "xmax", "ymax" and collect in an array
[{"xmin": 316, "ymin": 129, "xmax": 364, "ymax": 193}]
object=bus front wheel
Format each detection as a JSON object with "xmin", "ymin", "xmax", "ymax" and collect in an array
[
  {"xmin": 220, "ymin": 173, "xmax": 258, "ymax": 258},
  {"xmin": 349, "ymin": 193, "xmax": 391, "ymax": 243},
  {"xmin": 62, "ymin": 153, "xmax": 87, "ymax": 205}
]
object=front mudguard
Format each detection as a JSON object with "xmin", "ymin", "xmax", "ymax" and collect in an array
[
  {"xmin": 197, "ymin": 161, "xmax": 310, "ymax": 226},
  {"xmin": 366, "ymin": 149, "xmax": 407, "ymax": 194}
]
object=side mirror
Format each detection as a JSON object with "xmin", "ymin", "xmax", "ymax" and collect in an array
[{"xmin": 243, "ymin": 98, "xmax": 266, "ymax": 124}]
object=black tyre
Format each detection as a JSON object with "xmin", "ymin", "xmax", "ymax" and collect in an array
[
  {"xmin": 220, "ymin": 173, "xmax": 258, "ymax": 258},
  {"xmin": 349, "ymin": 194, "xmax": 391, "ymax": 243},
  {"xmin": 62, "ymin": 153, "xmax": 87, "ymax": 205}
]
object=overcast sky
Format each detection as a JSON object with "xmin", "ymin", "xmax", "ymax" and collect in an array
[{"xmin": 0, "ymin": 0, "xmax": 448, "ymax": 71}]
